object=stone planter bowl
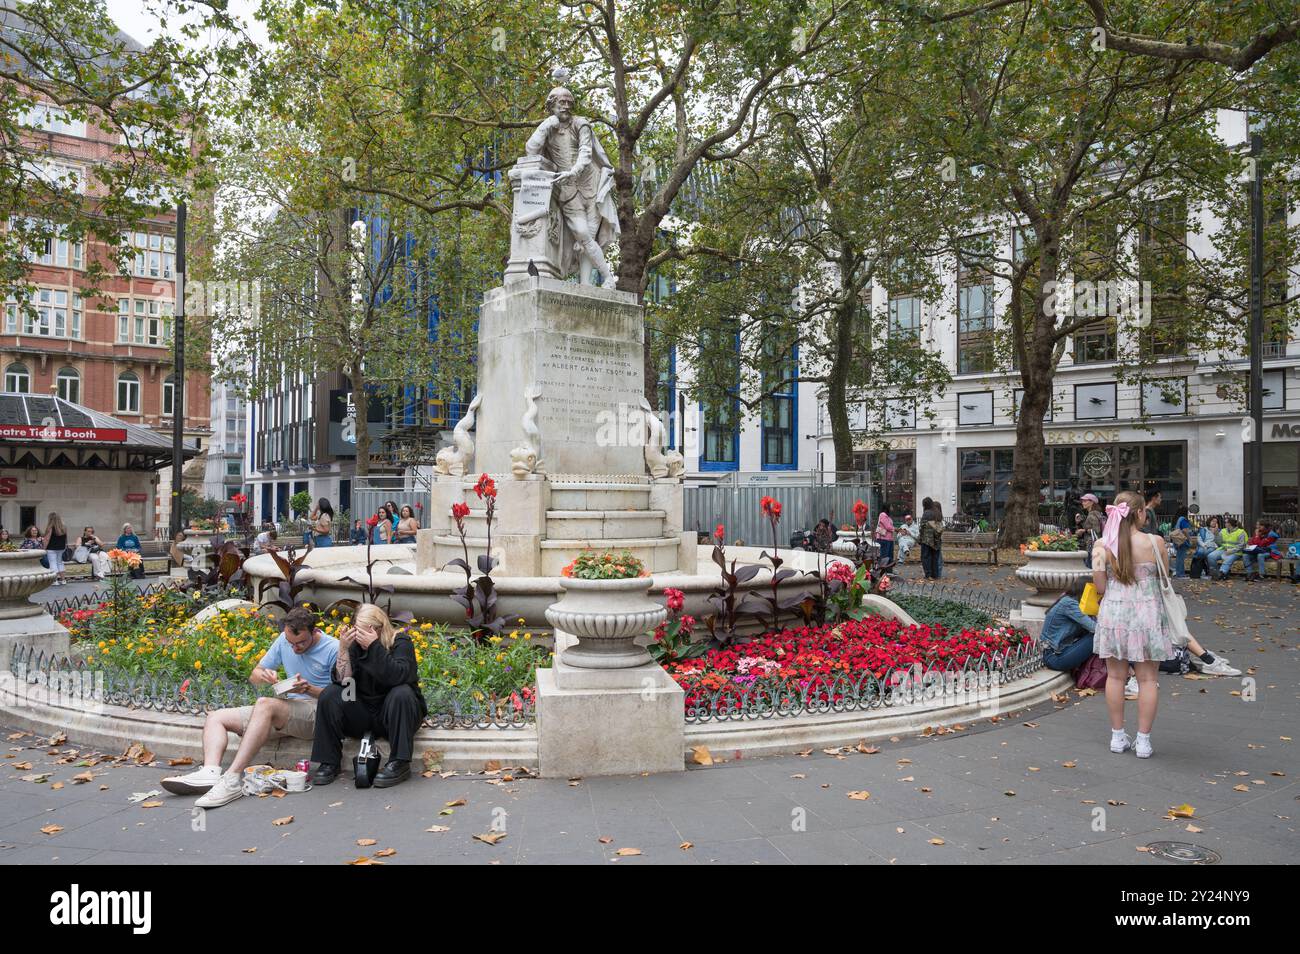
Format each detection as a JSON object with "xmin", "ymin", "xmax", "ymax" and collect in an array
[
  {"xmin": 544, "ymin": 576, "xmax": 668, "ymax": 670},
  {"xmin": 0, "ymin": 550, "xmax": 56, "ymax": 620},
  {"xmin": 1015, "ymin": 548, "xmax": 1090, "ymax": 617}
]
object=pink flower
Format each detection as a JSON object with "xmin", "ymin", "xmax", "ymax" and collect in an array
[{"xmin": 664, "ymin": 588, "xmax": 685, "ymax": 612}]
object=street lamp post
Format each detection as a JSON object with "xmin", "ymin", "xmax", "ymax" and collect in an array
[
  {"xmin": 169, "ymin": 202, "xmax": 187, "ymax": 540},
  {"xmin": 1246, "ymin": 134, "xmax": 1264, "ymax": 532}
]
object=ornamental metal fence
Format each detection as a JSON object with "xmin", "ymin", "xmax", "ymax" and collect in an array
[
  {"xmin": 886, "ymin": 578, "xmax": 1021, "ymax": 620},
  {"xmin": 6, "ymin": 644, "xmax": 536, "ymax": 730},
  {"xmin": 42, "ymin": 579, "xmax": 185, "ymax": 617},
  {"xmin": 680, "ymin": 637, "xmax": 1044, "ymax": 725}
]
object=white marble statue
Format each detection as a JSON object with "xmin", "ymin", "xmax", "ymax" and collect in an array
[
  {"xmin": 523, "ymin": 67, "xmax": 619, "ymax": 286},
  {"xmin": 435, "ymin": 393, "xmax": 482, "ymax": 476}
]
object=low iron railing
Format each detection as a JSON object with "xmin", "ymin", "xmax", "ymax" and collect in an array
[
  {"xmin": 887, "ymin": 578, "xmax": 1021, "ymax": 619},
  {"xmin": 42, "ymin": 579, "xmax": 185, "ymax": 617},
  {"xmin": 6, "ymin": 644, "xmax": 536, "ymax": 730},
  {"xmin": 680, "ymin": 637, "xmax": 1044, "ymax": 725}
]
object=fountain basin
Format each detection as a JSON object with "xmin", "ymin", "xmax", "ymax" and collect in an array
[{"xmin": 241, "ymin": 544, "xmax": 905, "ymax": 633}]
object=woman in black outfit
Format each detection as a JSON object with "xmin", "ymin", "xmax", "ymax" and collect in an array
[{"xmin": 310, "ymin": 604, "xmax": 426, "ymax": 788}]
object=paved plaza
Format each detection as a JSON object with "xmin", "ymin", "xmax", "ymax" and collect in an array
[{"xmin": 3, "ymin": 566, "xmax": 1294, "ymax": 865}]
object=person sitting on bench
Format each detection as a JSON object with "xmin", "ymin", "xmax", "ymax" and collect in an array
[{"xmin": 309, "ymin": 604, "xmax": 426, "ymax": 789}]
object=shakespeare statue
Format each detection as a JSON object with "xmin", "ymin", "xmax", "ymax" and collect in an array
[{"xmin": 521, "ymin": 68, "xmax": 619, "ymax": 286}]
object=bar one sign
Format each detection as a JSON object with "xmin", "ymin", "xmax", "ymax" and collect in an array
[{"xmin": 0, "ymin": 424, "xmax": 128, "ymax": 442}]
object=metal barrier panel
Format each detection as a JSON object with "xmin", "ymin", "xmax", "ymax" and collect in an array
[{"xmin": 684, "ymin": 482, "xmax": 876, "ymax": 543}]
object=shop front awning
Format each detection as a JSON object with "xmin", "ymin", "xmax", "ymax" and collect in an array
[{"xmin": 0, "ymin": 392, "xmax": 199, "ymax": 471}]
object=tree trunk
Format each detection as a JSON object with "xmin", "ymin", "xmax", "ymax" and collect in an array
[
  {"xmin": 998, "ymin": 248, "xmax": 1059, "ymax": 547},
  {"xmin": 353, "ymin": 369, "xmax": 370, "ymax": 478},
  {"xmin": 615, "ymin": 229, "xmax": 657, "ymax": 410},
  {"xmin": 826, "ymin": 295, "xmax": 858, "ymax": 476}
]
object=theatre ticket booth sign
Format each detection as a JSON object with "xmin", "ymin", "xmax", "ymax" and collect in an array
[{"xmin": 0, "ymin": 394, "xmax": 197, "ymax": 538}]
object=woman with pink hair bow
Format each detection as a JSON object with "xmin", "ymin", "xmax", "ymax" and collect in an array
[{"xmin": 1090, "ymin": 489, "xmax": 1174, "ymax": 759}]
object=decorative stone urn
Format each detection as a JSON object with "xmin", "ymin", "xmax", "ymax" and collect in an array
[
  {"xmin": 544, "ymin": 577, "xmax": 667, "ymax": 669},
  {"xmin": 0, "ymin": 550, "xmax": 57, "ymax": 619},
  {"xmin": 1014, "ymin": 549, "xmax": 1090, "ymax": 620}
]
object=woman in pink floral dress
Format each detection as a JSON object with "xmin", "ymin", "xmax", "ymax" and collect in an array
[{"xmin": 1090, "ymin": 490, "xmax": 1173, "ymax": 759}]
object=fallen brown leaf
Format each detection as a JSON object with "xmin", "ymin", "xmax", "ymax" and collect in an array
[
  {"xmin": 167, "ymin": 757, "xmax": 194, "ymax": 767},
  {"xmin": 40, "ymin": 824, "xmax": 62, "ymax": 835},
  {"xmin": 374, "ymin": 848, "xmax": 396, "ymax": 858},
  {"xmin": 357, "ymin": 838, "xmax": 378, "ymax": 847},
  {"xmin": 473, "ymin": 832, "xmax": 506, "ymax": 845},
  {"xmin": 614, "ymin": 847, "xmax": 641, "ymax": 856},
  {"xmin": 846, "ymin": 790, "xmax": 871, "ymax": 800},
  {"xmin": 690, "ymin": 745, "xmax": 714, "ymax": 766},
  {"xmin": 272, "ymin": 815, "xmax": 294, "ymax": 826}
]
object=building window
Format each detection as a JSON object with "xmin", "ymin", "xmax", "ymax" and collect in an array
[
  {"xmin": 883, "ymin": 397, "xmax": 915, "ymax": 430},
  {"xmin": 117, "ymin": 371, "xmax": 140, "ymax": 413},
  {"xmin": 117, "ymin": 297, "xmax": 173, "ymax": 345},
  {"xmin": 18, "ymin": 102, "xmax": 87, "ymax": 137},
  {"xmin": 957, "ymin": 391, "xmax": 994, "ymax": 427},
  {"xmin": 761, "ymin": 334, "xmax": 797, "ymax": 469},
  {"xmin": 56, "ymin": 367, "xmax": 80, "ymax": 404},
  {"xmin": 1075, "ymin": 382, "xmax": 1118, "ymax": 420},
  {"xmin": 162, "ymin": 375, "xmax": 176, "ymax": 416},
  {"xmin": 4, "ymin": 289, "xmax": 81, "ymax": 339},
  {"xmin": 1140, "ymin": 197, "xmax": 1189, "ymax": 357},
  {"xmin": 1072, "ymin": 318, "xmax": 1117, "ymax": 364},
  {"xmin": 654, "ymin": 339, "xmax": 677, "ymax": 450},
  {"xmin": 120, "ymin": 231, "xmax": 176, "ymax": 279},
  {"xmin": 5, "ymin": 363, "xmax": 30, "ymax": 393},
  {"xmin": 957, "ymin": 238, "xmax": 996, "ymax": 373},
  {"xmin": 888, "ymin": 296, "xmax": 922, "ymax": 341},
  {"xmin": 699, "ymin": 323, "xmax": 740, "ymax": 470},
  {"xmin": 1141, "ymin": 378, "xmax": 1187, "ymax": 416}
]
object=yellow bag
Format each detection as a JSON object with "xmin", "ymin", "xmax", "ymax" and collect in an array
[{"xmin": 1079, "ymin": 582, "xmax": 1101, "ymax": 616}]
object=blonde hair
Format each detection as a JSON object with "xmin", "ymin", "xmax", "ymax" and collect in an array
[
  {"xmin": 1108, "ymin": 490, "xmax": 1146, "ymax": 586},
  {"xmin": 354, "ymin": 603, "xmax": 397, "ymax": 650},
  {"xmin": 45, "ymin": 512, "xmax": 65, "ymax": 537}
]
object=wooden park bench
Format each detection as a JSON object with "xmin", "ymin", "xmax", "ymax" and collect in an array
[{"xmin": 941, "ymin": 531, "xmax": 999, "ymax": 565}]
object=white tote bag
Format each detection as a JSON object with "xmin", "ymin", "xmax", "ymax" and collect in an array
[{"xmin": 1152, "ymin": 546, "xmax": 1192, "ymax": 647}]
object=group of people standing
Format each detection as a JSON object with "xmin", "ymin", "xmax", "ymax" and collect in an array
[
  {"xmin": 872, "ymin": 499, "xmax": 946, "ymax": 579},
  {"xmin": 250, "ymin": 498, "xmax": 423, "ymax": 554}
]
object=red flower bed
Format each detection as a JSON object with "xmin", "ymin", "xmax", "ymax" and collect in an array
[{"xmin": 663, "ymin": 617, "xmax": 1029, "ymax": 710}]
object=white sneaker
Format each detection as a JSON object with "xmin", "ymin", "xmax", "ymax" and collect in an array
[
  {"xmin": 161, "ymin": 765, "xmax": 222, "ymax": 796},
  {"xmin": 1124, "ymin": 676, "xmax": 1139, "ymax": 696},
  {"xmin": 1110, "ymin": 732, "xmax": 1132, "ymax": 754},
  {"xmin": 1196, "ymin": 657, "xmax": 1241, "ymax": 677},
  {"xmin": 194, "ymin": 771, "xmax": 244, "ymax": 808},
  {"xmin": 1135, "ymin": 734, "xmax": 1153, "ymax": 759}
]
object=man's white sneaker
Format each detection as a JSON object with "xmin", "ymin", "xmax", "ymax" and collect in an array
[
  {"xmin": 1124, "ymin": 676, "xmax": 1139, "ymax": 697},
  {"xmin": 161, "ymin": 765, "xmax": 222, "ymax": 795},
  {"xmin": 1196, "ymin": 657, "xmax": 1241, "ymax": 677},
  {"xmin": 194, "ymin": 771, "xmax": 244, "ymax": 808},
  {"xmin": 1134, "ymin": 734, "xmax": 1153, "ymax": 759},
  {"xmin": 1110, "ymin": 732, "xmax": 1132, "ymax": 754}
]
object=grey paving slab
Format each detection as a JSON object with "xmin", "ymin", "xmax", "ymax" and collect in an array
[{"xmin": 4, "ymin": 565, "xmax": 1296, "ymax": 864}]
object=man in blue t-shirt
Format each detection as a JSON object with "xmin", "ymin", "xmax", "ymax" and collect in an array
[{"xmin": 162, "ymin": 606, "xmax": 338, "ymax": 808}]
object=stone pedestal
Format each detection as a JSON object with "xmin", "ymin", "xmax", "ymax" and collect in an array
[
  {"xmin": 0, "ymin": 551, "xmax": 70, "ymax": 671},
  {"xmin": 503, "ymin": 156, "xmax": 565, "ymax": 283},
  {"xmin": 476, "ymin": 277, "xmax": 645, "ymax": 477},
  {"xmin": 536, "ymin": 640, "xmax": 685, "ymax": 778}
]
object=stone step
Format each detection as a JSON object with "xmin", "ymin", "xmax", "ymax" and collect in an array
[
  {"xmin": 549, "ymin": 484, "xmax": 651, "ymax": 511},
  {"xmin": 544, "ymin": 509, "xmax": 667, "ymax": 540}
]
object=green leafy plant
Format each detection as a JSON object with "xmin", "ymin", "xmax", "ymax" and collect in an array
[
  {"xmin": 888, "ymin": 594, "xmax": 995, "ymax": 634},
  {"xmin": 561, "ymin": 551, "xmax": 647, "ymax": 580},
  {"xmin": 289, "ymin": 490, "xmax": 313, "ymax": 517}
]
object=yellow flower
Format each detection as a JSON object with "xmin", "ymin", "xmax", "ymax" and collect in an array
[{"xmin": 194, "ymin": 661, "xmax": 202, "ymax": 670}]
